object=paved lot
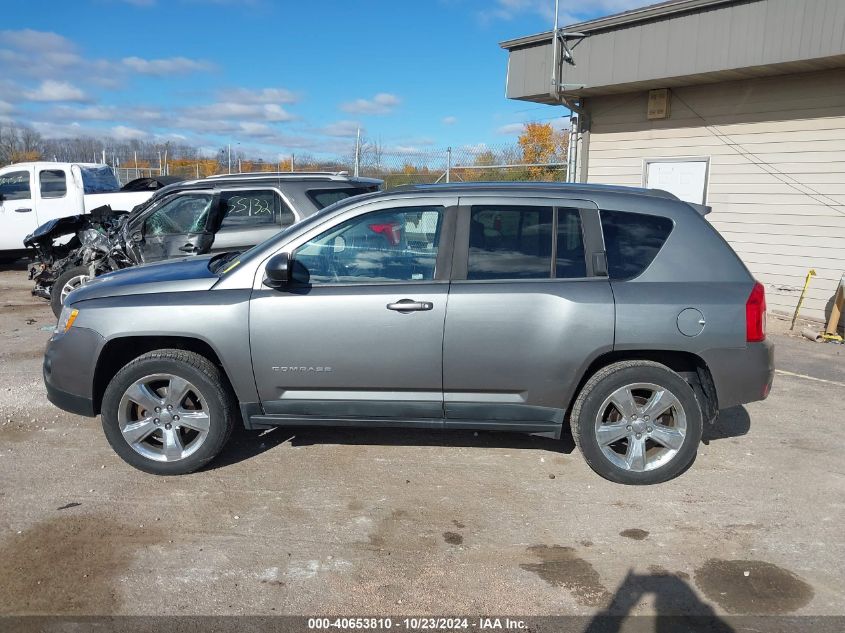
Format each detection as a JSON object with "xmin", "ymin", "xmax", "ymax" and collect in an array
[{"xmin": 0, "ymin": 260, "xmax": 843, "ymax": 620}]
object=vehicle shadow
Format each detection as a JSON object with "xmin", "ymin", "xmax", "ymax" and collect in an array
[
  {"xmin": 702, "ymin": 405, "xmax": 750, "ymax": 444},
  {"xmin": 585, "ymin": 569, "xmax": 734, "ymax": 633},
  {"xmin": 211, "ymin": 423, "xmax": 575, "ymax": 470},
  {"xmin": 0, "ymin": 256, "xmax": 31, "ymax": 272}
]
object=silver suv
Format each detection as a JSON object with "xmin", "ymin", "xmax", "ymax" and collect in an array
[{"xmin": 43, "ymin": 183, "xmax": 774, "ymax": 484}]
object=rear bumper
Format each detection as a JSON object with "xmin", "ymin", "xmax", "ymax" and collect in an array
[
  {"xmin": 43, "ymin": 326, "xmax": 104, "ymax": 418},
  {"xmin": 701, "ymin": 339, "xmax": 775, "ymax": 410}
]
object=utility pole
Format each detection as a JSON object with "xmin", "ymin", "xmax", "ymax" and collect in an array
[
  {"xmin": 101, "ymin": 149, "xmax": 106, "ymax": 165},
  {"xmin": 291, "ymin": 154, "xmax": 295, "ymax": 172},
  {"xmin": 227, "ymin": 144, "xmax": 231, "ymax": 174},
  {"xmin": 354, "ymin": 126, "xmax": 361, "ymax": 177},
  {"xmin": 446, "ymin": 147, "xmax": 452, "ymax": 183}
]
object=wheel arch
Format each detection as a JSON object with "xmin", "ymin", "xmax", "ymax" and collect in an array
[
  {"xmin": 93, "ymin": 335, "xmax": 233, "ymax": 415},
  {"xmin": 568, "ymin": 349, "xmax": 718, "ymax": 425}
]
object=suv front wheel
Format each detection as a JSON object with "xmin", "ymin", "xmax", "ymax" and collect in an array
[
  {"xmin": 571, "ymin": 361, "xmax": 703, "ymax": 485},
  {"xmin": 101, "ymin": 349, "xmax": 236, "ymax": 475}
]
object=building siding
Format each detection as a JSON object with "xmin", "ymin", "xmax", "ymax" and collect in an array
[
  {"xmin": 504, "ymin": 0, "xmax": 845, "ymax": 102},
  {"xmin": 583, "ymin": 68, "xmax": 845, "ymax": 322}
]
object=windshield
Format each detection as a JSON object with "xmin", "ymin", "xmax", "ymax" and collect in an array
[{"xmin": 80, "ymin": 166, "xmax": 120, "ymax": 194}]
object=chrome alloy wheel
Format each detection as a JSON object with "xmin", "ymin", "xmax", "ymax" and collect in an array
[
  {"xmin": 59, "ymin": 274, "xmax": 89, "ymax": 304},
  {"xmin": 593, "ymin": 382, "xmax": 687, "ymax": 472},
  {"xmin": 117, "ymin": 373, "xmax": 211, "ymax": 462}
]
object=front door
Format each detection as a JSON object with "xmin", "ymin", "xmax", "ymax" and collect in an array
[
  {"xmin": 249, "ymin": 199, "xmax": 455, "ymax": 423},
  {"xmin": 137, "ymin": 192, "xmax": 217, "ymax": 262},
  {"xmin": 0, "ymin": 169, "xmax": 38, "ymax": 252},
  {"xmin": 442, "ymin": 196, "xmax": 615, "ymax": 432}
]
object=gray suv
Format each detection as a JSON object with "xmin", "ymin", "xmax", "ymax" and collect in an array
[{"xmin": 43, "ymin": 183, "xmax": 774, "ymax": 485}]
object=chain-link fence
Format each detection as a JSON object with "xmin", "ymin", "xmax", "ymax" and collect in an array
[{"xmin": 111, "ymin": 141, "xmax": 568, "ymax": 189}]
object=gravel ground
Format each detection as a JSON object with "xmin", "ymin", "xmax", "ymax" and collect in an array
[{"xmin": 0, "ymin": 260, "xmax": 843, "ymax": 620}]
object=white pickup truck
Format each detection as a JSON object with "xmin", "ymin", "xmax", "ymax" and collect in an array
[{"xmin": 0, "ymin": 162, "xmax": 155, "ymax": 260}]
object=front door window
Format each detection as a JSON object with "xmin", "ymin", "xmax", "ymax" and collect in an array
[{"xmin": 293, "ymin": 206, "xmax": 444, "ymax": 284}]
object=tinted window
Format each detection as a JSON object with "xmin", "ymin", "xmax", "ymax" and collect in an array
[
  {"xmin": 601, "ymin": 210, "xmax": 673, "ymax": 280},
  {"xmin": 556, "ymin": 208, "xmax": 587, "ymax": 278},
  {"xmin": 307, "ymin": 187, "xmax": 376, "ymax": 209},
  {"xmin": 145, "ymin": 194, "xmax": 213, "ymax": 236},
  {"xmin": 39, "ymin": 169, "xmax": 67, "ymax": 198},
  {"xmin": 0, "ymin": 171, "xmax": 31, "ymax": 201},
  {"xmin": 468, "ymin": 205, "xmax": 553, "ymax": 280},
  {"xmin": 219, "ymin": 190, "xmax": 294, "ymax": 229},
  {"xmin": 294, "ymin": 206, "xmax": 443, "ymax": 284}
]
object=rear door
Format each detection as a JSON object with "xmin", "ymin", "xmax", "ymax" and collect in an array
[
  {"xmin": 442, "ymin": 195, "xmax": 615, "ymax": 432},
  {"xmin": 34, "ymin": 166, "xmax": 73, "ymax": 225},
  {"xmin": 137, "ymin": 192, "xmax": 216, "ymax": 262},
  {"xmin": 210, "ymin": 188, "xmax": 297, "ymax": 253}
]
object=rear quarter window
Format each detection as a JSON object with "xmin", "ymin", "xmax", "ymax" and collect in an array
[
  {"xmin": 307, "ymin": 187, "xmax": 377, "ymax": 209},
  {"xmin": 600, "ymin": 210, "xmax": 673, "ymax": 280}
]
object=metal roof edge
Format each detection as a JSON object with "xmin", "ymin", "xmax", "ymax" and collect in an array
[{"xmin": 500, "ymin": 0, "xmax": 742, "ymax": 49}]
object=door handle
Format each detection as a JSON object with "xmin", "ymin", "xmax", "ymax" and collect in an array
[
  {"xmin": 386, "ymin": 299, "xmax": 434, "ymax": 312},
  {"xmin": 179, "ymin": 244, "xmax": 198, "ymax": 253},
  {"xmin": 14, "ymin": 208, "xmax": 33, "ymax": 213}
]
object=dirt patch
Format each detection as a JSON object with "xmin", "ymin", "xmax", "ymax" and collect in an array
[
  {"xmin": 520, "ymin": 545, "xmax": 610, "ymax": 607},
  {"xmin": 619, "ymin": 528, "xmax": 649, "ymax": 541},
  {"xmin": 368, "ymin": 509, "xmax": 409, "ymax": 549},
  {"xmin": 0, "ymin": 423, "xmax": 35, "ymax": 443},
  {"xmin": 0, "ymin": 514, "xmax": 165, "ymax": 614},
  {"xmin": 694, "ymin": 559, "xmax": 814, "ymax": 614},
  {"xmin": 443, "ymin": 532, "xmax": 463, "ymax": 546},
  {"xmin": 452, "ymin": 520, "xmax": 465, "ymax": 529}
]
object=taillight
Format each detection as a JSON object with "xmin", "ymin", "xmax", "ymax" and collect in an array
[{"xmin": 746, "ymin": 281, "xmax": 766, "ymax": 342}]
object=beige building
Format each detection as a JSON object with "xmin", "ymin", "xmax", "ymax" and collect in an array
[{"xmin": 501, "ymin": 0, "xmax": 845, "ymax": 324}]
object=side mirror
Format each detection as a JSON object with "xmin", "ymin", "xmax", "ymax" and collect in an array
[
  {"xmin": 263, "ymin": 252, "xmax": 291, "ymax": 288},
  {"xmin": 131, "ymin": 231, "xmax": 143, "ymax": 243}
]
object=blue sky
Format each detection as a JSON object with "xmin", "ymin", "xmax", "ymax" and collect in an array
[{"xmin": 0, "ymin": 0, "xmax": 642, "ymax": 159}]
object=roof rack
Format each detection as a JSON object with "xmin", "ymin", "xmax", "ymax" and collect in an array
[{"xmin": 205, "ymin": 171, "xmax": 352, "ymax": 180}]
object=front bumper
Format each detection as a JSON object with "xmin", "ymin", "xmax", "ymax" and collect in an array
[
  {"xmin": 43, "ymin": 326, "xmax": 105, "ymax": 418},
  {"xmin": 701, "ymin": 339, "xmax": 775, "ymax": 410}
]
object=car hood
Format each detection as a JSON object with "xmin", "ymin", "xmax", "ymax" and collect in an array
[{"xmin": 66, "ymin": 255, "xmax": 219, "ymax": 304}]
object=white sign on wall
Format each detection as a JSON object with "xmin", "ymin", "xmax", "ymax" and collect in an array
[{"xmin": 645, "ymin": 159, "xmax": 709, "ymax": 204}]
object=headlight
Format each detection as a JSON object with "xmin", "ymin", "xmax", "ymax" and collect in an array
[{"xmin": 55, "ymin": 306, "xmax": 79, "ymax": 334}]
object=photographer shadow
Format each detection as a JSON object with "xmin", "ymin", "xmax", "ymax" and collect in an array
[{"xmin": 586, "ymin": 570, "xmax": 733, "ymax": 633}]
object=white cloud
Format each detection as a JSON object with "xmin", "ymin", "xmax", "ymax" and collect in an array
[
  {"xmin": 189, "ymin": 101, "xmax": 295, "ymax": 122},
  {"xmin": 497, "ymin": 122, "xmax": 526, "ymax": 135},
  {"xmin": 442, "ymin": 116, "xmax": 458, "ymax": 125},
  {"xmin": 110, "ymin": 125, "xmax": 147, "ymax": 140},
  {"xmin": 25, "ymin": 80, "xmax": 87, "ymax": 102},
  {"xmin": 321, "ymin": 120, "xmax": 362, "ymax": 138},
  {"xmin": 122, "ymin": 56, "xmax": 214, "ymax": 75},
  {"xmin": 340, "ymin": 92, "xmax": 400, "ymax": 115},
  {"xmin": 0, "ymin": 100, "xmax": 14, "ymax": 115},
  {"xmin": 222, "ymin": 87, "xmax": 299, "ymax": 104}
]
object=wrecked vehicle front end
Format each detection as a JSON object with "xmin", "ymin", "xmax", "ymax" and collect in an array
[{"xmin": 25, "ymin": 206, "xmax": 137, "ymax": 300}]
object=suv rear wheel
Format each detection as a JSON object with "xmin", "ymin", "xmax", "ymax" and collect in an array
[
  {"xmin": 571, "ymin": 361, "xmax": 703, "ymax": 485},
  {"xmin": 101, "ymin": 349, "xmax": 236, "ymax": 475}
]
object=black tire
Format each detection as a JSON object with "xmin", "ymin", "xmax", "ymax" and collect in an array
[
  {"xmin": 50, "ymin": 266, "xmax": 91, "ymax": 318},
  {"xmin": 570, "ymin": 360, "xmax": 703, "ymax": 485},
  {"xmin": 101, "ymin": 349, "xmax": 236, "ymax": 475}
]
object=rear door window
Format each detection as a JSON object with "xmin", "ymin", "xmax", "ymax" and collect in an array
[
  {"xmin": 219, "ymin": 190, "xmax": 294, "ymax": 229},
  {"xmin": 467, "ymin": 205, "xmax": 554, "ymax": 280},
  {"xmin": 39, "ymin": 169, "xmax": 67, "ymax": 198},
  {"xmin": 145, "ymin": 194, "xmax": 213, "ymax": 236},
  {"xmin": 600, "ymin": 210, "xmax": 673, "ymax": 280}
]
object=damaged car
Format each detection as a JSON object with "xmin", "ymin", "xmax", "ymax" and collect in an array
[{"xmin": 26, "ymin": 172, "xmax": 383, "ymax": 316}]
